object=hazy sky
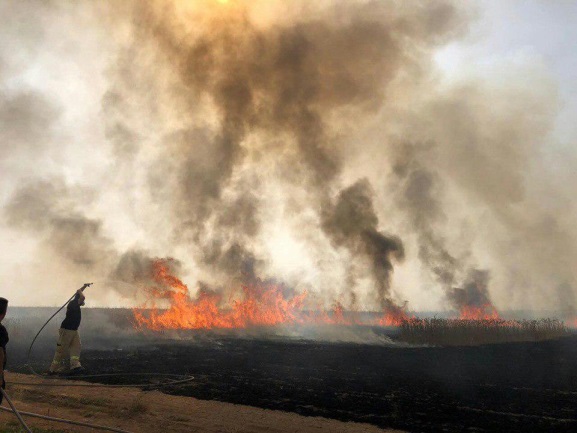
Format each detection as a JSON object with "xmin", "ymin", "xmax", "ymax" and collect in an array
[
  {"xmin": 437, "ymin": 1, "xmax": 577, "ymax": 143},
  {"xmin": 0, "ymin": 1, "xmax": 575, "ymax": 312}
]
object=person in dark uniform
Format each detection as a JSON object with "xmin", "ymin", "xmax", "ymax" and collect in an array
[
  {"xmin": 0, "ymin": 297, "xmax": 9, "ymax": 404},
  {"xmin": 49, "ymin": 289, "xmax": 85, "ymax": 374}
]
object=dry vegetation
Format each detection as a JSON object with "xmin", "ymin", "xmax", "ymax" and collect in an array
[
  {"xmin": 1, "ymin": 373, "xmax": 398, "ymax": 433},
  {"xmin": 1, "ymin": 425, "xmax": 65, "ymax": 433},
  {"xmin": 397, "ymin": 318, "xmax": 570, "ymax": 346}
]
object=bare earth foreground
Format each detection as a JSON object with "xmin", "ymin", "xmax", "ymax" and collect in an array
[{"xmin": 1, "ymin": 373, "xmax": 402, "ymax": 433}]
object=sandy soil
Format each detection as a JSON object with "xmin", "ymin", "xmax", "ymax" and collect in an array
[{"xmin": 1, "ymin": 373, "xmax": 402, "ymax": 433}]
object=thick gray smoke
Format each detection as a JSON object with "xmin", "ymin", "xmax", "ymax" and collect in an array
[
  {"xmin": 97, "ymin": 0, "xmax": 461, "ymax": 309},
  {"xmin": 392, "ymin": 143, "xmax": 495, "ymax": 313},
  {"xmin": 0, "ymin": 92, "xmax": 58, "ymax": 160},
  {"xmin": 393, "ymin": 143, "xmax": 459, "ymax": 286},
  {"xmin": 3, "ymin": 179, "xmax": 166, "ymax": 299},
  {"xmin": 0, "ymin": 1, "xmax": 575, "ymax": 315},
  {"xmin": 5, "ymin": 180, "xmax": 113, "ymax": 271},
  {"xmin": 321, "ymin": 180, "xmax": 404, "ymax": 309},
  {"xmin": 136, "ymin": 6, "xmax": 403, "ymax": 277},
  {"xmin": 448, "ymin": 270, "xmax": 495, "ymax": 315}
]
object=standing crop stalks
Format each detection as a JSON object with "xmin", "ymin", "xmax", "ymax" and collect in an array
[{"xmin": 397, "ymin": 318, "xmax": 569, "ymax": 346}]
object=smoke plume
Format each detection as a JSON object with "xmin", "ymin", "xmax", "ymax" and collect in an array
[
  {"xmin": 3, "ymin": 178, "xmax": 168, "ymax": 300},
  {"xmin": 322, "ymin": 180, "xmax": 404, "ymax": 309},
  {"xmin": 391, "ymin": 142, "xmax": 496, "ymax": 313},
  {"xmin": 0, "ymin": 1, "xmax": 575, "ymax": 316}
]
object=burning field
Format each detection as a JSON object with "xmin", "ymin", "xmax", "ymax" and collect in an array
[
  {"xmin": 5, "ymin": 307, "xmax": 577, "ymax": 433},
  {"xmin": 2, "ymin": 1, "xmax": 577, "ymax": 432},
  {"xmin": 3, "ymin": 0, "xmax": 577, "ymax": 327},
  {"xmin": 129, "ymin": 259, "xmax": 572, "ymax": 347}
]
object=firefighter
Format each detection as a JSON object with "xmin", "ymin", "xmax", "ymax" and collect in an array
[
  {"xmin": 49, "ymin": 289, "xmax": 85, "ymax": 374},
  {"xmin": 0, "ymin": 297, "xmax": 8, "ymax": 404}
]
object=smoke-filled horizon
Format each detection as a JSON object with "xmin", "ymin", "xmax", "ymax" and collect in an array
[{"xmin": 0, "ymin": 0, "xmax": 575, "ymax": 316}]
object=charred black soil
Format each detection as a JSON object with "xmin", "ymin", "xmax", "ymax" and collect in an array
[{"xmin": 9, "ymin": 329, "xmax": 577, "ymax": 433}]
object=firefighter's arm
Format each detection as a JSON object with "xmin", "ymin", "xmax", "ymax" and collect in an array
[
  {"xmin": 76, "ymin": 289, "xmax": 86, "ymax": 306},
  {"xmin": 0, "ymin": 350, "xmax": 4, "ymax": 381}
]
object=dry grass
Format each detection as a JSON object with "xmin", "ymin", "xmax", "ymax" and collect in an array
[
  {"xmin": 126, "ymin": 395, "xmax": 149, "ymax": 417},
  {"xmin": 397, "ymin": 318, "xmax": 570, "ymax": 346},
  {"xmin": 3, "ymin": 373, "xmax": 397, "ymax": 433},
  {"xmin": 0, "ymin": 422, "xmax": 65, "ymax": 433}
]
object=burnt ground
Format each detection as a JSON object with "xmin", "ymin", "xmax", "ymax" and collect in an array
[
  {"xmin": 8, "ymin": 329, "xmax": 577, "ymax": 433},
  {"xmin": 4, "ymin": 310, "xmax": 577, "ymax": 432}
]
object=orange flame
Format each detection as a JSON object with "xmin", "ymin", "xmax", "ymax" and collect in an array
[
  {"xmin": 458, "ymin": 304, "xmax": 500, "ymax": 320},
  {"xmin": 133, "ymin": 260, "xmax": 360, "ymax": 330},
  {"xmin": 133, "ymin": 260, "xmax": 524, "ymax": 332},
  {"xmin": 377, "ymin": 304, "xmax": 415, "ymax": 326}
]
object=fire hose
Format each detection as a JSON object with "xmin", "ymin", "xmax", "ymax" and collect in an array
[
  {"xmin": 0, "ymin": 388, "xmax": 130, "ymax": 433},
  {"xmin": 2, "ymin": 283, "xmax": 195, "ymax": 432},
  {"xmin": 0, "ymin": 387, "xmax": 32, "ymax": 433}
]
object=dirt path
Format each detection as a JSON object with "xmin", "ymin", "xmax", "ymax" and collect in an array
[{"xmin": 1, "ymin": 373, "xmax": 402, "ymax": 433}]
